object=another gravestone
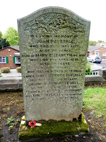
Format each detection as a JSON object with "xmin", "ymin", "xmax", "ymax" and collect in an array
[
  {"xmin": 18, "ymin": 7, "xmax": 90, "ymax": 121},
  {"xmin": 99, "ymin": 68, "xmax": 106, "ymax": 80}
]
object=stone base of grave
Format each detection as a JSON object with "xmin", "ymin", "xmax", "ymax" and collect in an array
[{"xmin": 18, "ymin": 113, "xmax": 89, "ymax": 142}]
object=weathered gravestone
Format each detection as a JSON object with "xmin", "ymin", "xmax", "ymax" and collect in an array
[{"xmin": 18, "ymin": 7, "xmax": 90, "ymax": 121}]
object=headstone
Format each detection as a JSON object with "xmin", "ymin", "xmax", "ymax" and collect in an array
[{"xmin": 18, "ymin": 7, "xmax": 90, "ymax": 121}]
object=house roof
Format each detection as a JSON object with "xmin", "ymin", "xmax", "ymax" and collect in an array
[
  {"xmin": 9, "ymin": 46, "xmax": 20, "ymax": 51},
  {"xmin": 88, "ymin": 46, "xmax": 101, "ymax": 52},
  {"xmin": 0, "ymin": 46, "xmax": 20, "ymax": 51}
]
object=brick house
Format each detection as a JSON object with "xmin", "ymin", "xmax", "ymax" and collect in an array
[
  {"xmin": 88, "ymin": 46, "xmax": 106, "ymax": 60},
  {"xmin": 0, "ymin": 46, "xmax": 21, "ymax": 69}
]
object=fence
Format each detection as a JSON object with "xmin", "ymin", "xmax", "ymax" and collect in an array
[{"xmin": 85, "ymin": 71, "xmax": 99, "ymax": 75}]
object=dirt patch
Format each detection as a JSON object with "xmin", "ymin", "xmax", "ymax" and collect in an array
[{"xmin": 0, "ymin": 92, "xmax": 106, "ymax": 142}]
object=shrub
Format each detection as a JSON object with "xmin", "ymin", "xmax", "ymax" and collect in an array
[
  {"xmin": 87, "ymin": 60, "xmax": 89, "ymax": 63},
  {"xmin": 1, "ymin": 67, "xmax": 10, "ymax": 73},
  {"xmin": 86, "ymin": 67, "xmax": 92, "ymax": 75},
  {"xmin": 86, "ymin": 67, "xmax": 91, "ymax": 72},
  {"xmin": 16, "ymin": 66, "xmax": 21, "ymax": 73}
]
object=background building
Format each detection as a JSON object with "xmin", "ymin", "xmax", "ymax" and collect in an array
[
  {"xmin": 0, "ymin": 46, "xmax": 20, "ymax": 69},
  {"xmin": 88, "ymin": 46, "xmax": 106, "ymax": 60}
]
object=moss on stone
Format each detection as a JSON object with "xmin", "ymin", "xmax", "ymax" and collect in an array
[
  {"xmin": 21, "ymin": 116, "xmax": 26, "ymax": 121},
  {"xmin": 18, "ymin": 113, "xmax": 89, "ymax": 141}
]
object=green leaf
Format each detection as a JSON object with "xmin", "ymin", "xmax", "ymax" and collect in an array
[{"xmin": 3, "ymin": 27, "xmax": 19, "ymax": 46}]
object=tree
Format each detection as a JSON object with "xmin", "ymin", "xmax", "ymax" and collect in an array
[
  {"xmin": 0, "ymin": 31, "xmax": 2, "ymax": 40},
  {"xmin": 3, "ymin": 27, "xmax": 19, "ymax": 46},
  {"xmin": 89, "ymin": 40, "xmax": 97, "ymax": 46},
  {"xmin": 98, "ymin": 40, "xmax": 104, "ymax": 43},
  {"xmin": 0, "ymin": 38, "xmax": 10, "ymax": 49}
]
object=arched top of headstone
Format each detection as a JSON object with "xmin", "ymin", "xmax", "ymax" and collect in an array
[
  {"xmin": 18, "ymin": 6, "xmax": 90, "ymax": 21},
  {"xmin": 18, "ymin": 6, "xmax": 90, "ymax": 35}
]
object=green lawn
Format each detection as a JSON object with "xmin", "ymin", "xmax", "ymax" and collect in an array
[
  {"xmin": 83, "ymin": 87, "xmax": 106, "ymax": 119},
  {"xmin": 86, "ymin": 62, "xmax": 94, "ymax": 69}
]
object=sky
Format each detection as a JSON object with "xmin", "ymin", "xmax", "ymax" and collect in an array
[{"xmin": 0, "ymin": 0, "xmax": 106, "ymax": 41}]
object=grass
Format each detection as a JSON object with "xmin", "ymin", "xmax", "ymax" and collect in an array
[
  {"xmin": 7, "ymin": 116, "xmax": 14, "ymax": 126},
  {"xmin": 83, "ymin": 87, "xmax": 106, "ymax": 118},
  {"xmin": 86, "ymin": 62, "xmax": 94, "ymax": 69}
]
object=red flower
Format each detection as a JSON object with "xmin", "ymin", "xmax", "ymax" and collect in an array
[{"xmin": 29, "ymin": 121, "xmax": 36, "ymax": 128}]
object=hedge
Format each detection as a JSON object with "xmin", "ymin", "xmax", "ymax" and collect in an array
[
  {"xmin": 1, "ymin": 67, "xmax": 10, "ymax": 73},
  {"xmin": 16, "ymin": 66, "xmax": 21, "ymax": 73}
]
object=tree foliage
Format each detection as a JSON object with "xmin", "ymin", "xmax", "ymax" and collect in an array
[
  {"xmin": 98, "ymin": 40, "xmax": 104, "ymax": 43},
  {"xmin": 89, "ymin": 40, "xmax": 97, "ymax": 46},
  {"xmin": 0, "ymin": 38, "xmax": 10, "ymax": 49},
  {"xmin": 3, "ymin": 27, "xmax": 19, "ymax": 46},
  {"xmin": 0, "ymin": 31, "xmax": 2, "ymax": 41}
]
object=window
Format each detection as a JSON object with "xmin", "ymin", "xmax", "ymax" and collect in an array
[
  {"xmin": 15, "ymin": 57, "xmax": 20, "ymax": 64},
  {"xmin": 0, "ymin": 57, "xmax": 6, "ymax": 63},
  {"xmin": 95, "ymin": 50, "xmax": 99, "ymax": 56},
  {"xmin": 103, "ymin": 53, "xmax": 106, "ymax": 56},
  {"xmin": 13, "ymin": 56, "xmax": 21, "ymax": 64}
]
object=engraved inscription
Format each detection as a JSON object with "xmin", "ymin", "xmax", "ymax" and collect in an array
[{"xmin": 21, "ymin": 31, "xmax": 86, "ymax": 102}]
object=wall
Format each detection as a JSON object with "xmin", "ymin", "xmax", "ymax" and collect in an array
[
  {"xmin": 85, "ymin": 68, "xmax": 106, "ymax": 85},
  {"xmin": 0, "ymin": 47, "xmax": 20, "ymax": 69}
]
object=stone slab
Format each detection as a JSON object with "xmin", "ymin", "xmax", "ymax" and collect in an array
[
  {"xmin": 0, "ymin": 78, "xmax": 22, "ymax": 90},
  {"xmin": 85, "ymin": 75, "xmax": 104, "ymax": 82},
  {"xmin": 18, "ymin": 7, "xmax": 90, "ymax": 121}
]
